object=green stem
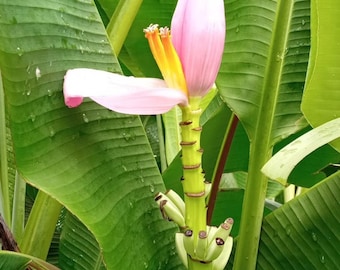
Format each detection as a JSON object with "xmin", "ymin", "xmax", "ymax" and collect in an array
[
  {"xmin": 106, "ymin": 0, "xmax": 143, "ymax": 55},
  {"xmin": 233, "ymin": 1, "xmax": 294, "ymax": 269},
  {"xmin": 0, "ymin": 71, "xmax": 11, "ymax": 226},
  {"xmin": 20, "ymin": 190, "xmax": 62, "ymax": 260},
  {"xmin": 180, "ymin": 97, "xmax": 206, "ymax": 251},
  {"xmin": 11, "ymin": 171, "xmax": 26, "ymax": 243},
  {"xmin": 233, "ymin": 142, "xmax": 272, "ymax": 268},
  {"xmin": 180, "ymin": 96, "xmax": 215, "ymax": 270}
]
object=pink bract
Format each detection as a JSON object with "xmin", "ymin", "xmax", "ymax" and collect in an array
[
  {"xmin": 171, "ymin": 0, "xmax": 226, "ymax": 97},
  {"xmin": 64, "ymin": 69, "xmax": 188, "ymax": 115}
]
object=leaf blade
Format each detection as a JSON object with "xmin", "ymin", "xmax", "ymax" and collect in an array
[
  {"xmin": 217, "ymin": 0, "xmax": 310, "ymax": 144},
  {"xmin": 0, "ymin": 1, "xmax": 180, "ymax": 269},
  {"xmin": 257, "ymin": 172, "xmax": 340, "ymax": 269},
  {"xmin": 262, "ymin": 118, "xmax": 340, "ymax": 184},
  {"xmin": 301, "ymin": 0, "xmax": 340, "ymax": 151}
]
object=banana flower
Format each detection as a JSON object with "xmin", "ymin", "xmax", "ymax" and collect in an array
[{"xmin": 63, "ymin": 0, "xmax": 225, "ymax": 114}]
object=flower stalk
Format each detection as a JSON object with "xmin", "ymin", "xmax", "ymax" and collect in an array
[{"xmin": 180, "ymin": 97, "xmax": 206, "ymax": 241}]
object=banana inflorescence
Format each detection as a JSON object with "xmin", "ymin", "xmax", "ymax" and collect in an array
[{"xmin": 155, "ymin": 189, "xmax": 233, "ymax": 269}]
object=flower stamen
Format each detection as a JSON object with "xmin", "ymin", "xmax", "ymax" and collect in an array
[{"xmin": 144, "ymin": 24, "xmax": 188, "ymax": 96}]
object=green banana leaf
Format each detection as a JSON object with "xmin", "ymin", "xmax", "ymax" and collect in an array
[
  {"xmin": 0, "ymin": 80, "xmax": 16, "ymax": 225},
  {"xmin": 22, "ymin": 190, "xmax": 63, "ymax": 265},
  {"xmin": 0, "ymin": 250, "xmax": 59, "ymax": 270},
  {"xmin": 58, "ymin": 212, "xmax": 105, "ymax": 270},
  {"xmin": 274, "ymin": 127, "xmax": 340, "ymax": 187},
  {"xmin": 217, "ymin": 0, "xmax": 310, "ymax": 144},
  {"xmin": 162, "ymin": 107, "xmax": 182, "ymax": 165},
  {"xmin": 262, "ymin": 118, "xmax": 340, "ymax": 184},
  {"xmin": 257, "ymin": 172, "xmax": 340, "ymax": 270},
  {"xmin": 222, "ymin": 122, "xmax": 340, "ymax": 188},
  {"xmin": 0, "ymin": 0, "xmax": 179, "ymax": 269},
  {"xmin": 301, "ymin": 0, "xmax": 340, "ymax": 151},
  {"xmin": 142, "ymin": 115, "xmax": 162, "ymax": 167},
  {"xmin": 226, "ymin": 171, "xmax": 340, "ymax": 270}
]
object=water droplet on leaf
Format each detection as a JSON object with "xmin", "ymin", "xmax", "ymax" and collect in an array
[
  {"xmin": 284, "ymin": 47, "xmax": 289, "ymax": 56},
  {"xmin": 276, "ymin": 53, "xmax": 283, "ymax": 62},
  {"xmin": 16, "ymin": 47, "xmax": 23, "ymax": 56},
  {"xmin": 82, "ymin": 113, "xmax": 89, "ymax": 123},
  {"xmin": 319, "ymin": 254, "xmax": 325, "ymax": 264},
  {"xmin": 35, "ymin": 67, "xmax": 41, "ymax": 80},
  {"xmin": 29, "ymin": 114, "xmax": 36, "ymax": 122},
  {"xmin": 49, "ymin": 128, "xmax": 55, "ymax": 138},
  {"xmin": 311, "ymin": 232, "xmax": 318, "ymax": 242}
]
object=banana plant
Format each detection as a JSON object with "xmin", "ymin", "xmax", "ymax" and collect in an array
[{"xmin": 0, "ymin": 0, "xmax": 339, "ymax": 270}]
